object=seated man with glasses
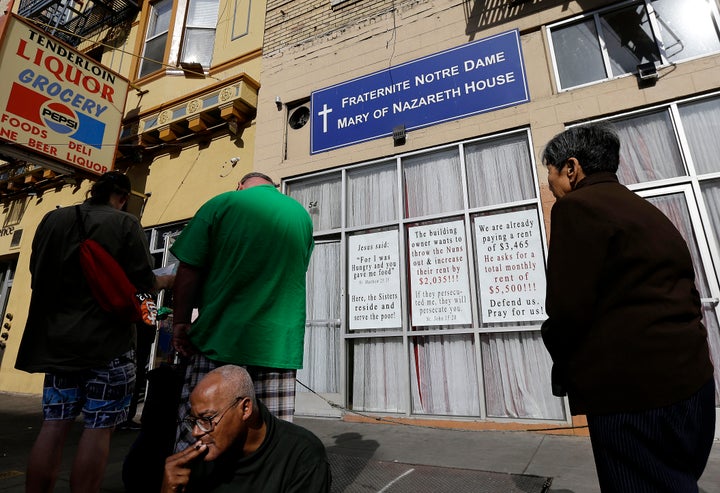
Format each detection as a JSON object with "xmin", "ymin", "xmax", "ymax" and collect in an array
[{"xmin": 161, "ymin": 365, "xmax": 331, "ymax": 493}]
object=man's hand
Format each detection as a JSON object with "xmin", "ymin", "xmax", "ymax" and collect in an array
[
  {"xmin": 173, "ymin": 323, "xmax": 197, "ymax": 357},
  {"xmin": 155, "ymin": 274, "xmax": 176, "ymax": 291},
  {"xmin": 161, "ymin": 442, "xmax": 207, "ymax": 492}
]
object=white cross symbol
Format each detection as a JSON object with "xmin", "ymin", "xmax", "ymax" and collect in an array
[{"xmin": 317, "ymin": 104, "xmax": 333, "ymax": 133}]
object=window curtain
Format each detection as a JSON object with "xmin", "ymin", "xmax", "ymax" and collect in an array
[
  {"xmin": 352, "ymin": 338, "xmax": 406, "ymax": 412},
  {"xmin": 287, "ymin": 175, "xmax": 342, "ymax": 231},
  {"xmin": 612, "ymin": 110, "xmax": 685, "ymax": 185},
  {"xmin": 465, "ymin": 133, "xmax": 536, "ymax": 208},
  {"xmin": 403, "ymin": 148, "xmax": 463, "ymax": 218},
  {"xmin": 347, "ymin": 161, "xmax": 398, "ymax": 227},
  {"xmin": 700, "ymin": 180, "xmax": 720, "ymax": 277},
  {"xmin": 481, "ymin": 331, "xmax": 566, "ymax": 419},
  {"xmin": 647, "ymin": 193, "xmax": 720, "ymax": 404},
  {"xmin": 298, "ymin": 242, "xmax": 341, "ymax": 393},
  {"xmin": 410, "ymin": 335, "xmax": 480, "ymax": 416},
  {"xmin": 678, "ymin": 96, "xmax": 720, "ymax": 175}
]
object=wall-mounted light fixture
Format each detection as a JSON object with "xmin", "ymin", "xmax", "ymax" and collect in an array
[
  {"xmin": 636, "ymin": 62, "xmax": 658, "ymax": 88},
  {"xmin": 275, "ymin": 96, "xmax": 283, "ymax": 111},
  {"xmin": 393, "ymin": 124, "xmax": 406, "ymax": 146}
]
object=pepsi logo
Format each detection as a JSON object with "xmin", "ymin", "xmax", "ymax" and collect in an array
[{"xmin": 40, "ymin": 102, "xmax": 78, "ymax": 134}]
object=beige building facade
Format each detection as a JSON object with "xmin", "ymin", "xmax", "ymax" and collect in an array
[
  {"xmin": 0, "ymin": 0, "xmax": 265, "ymax": 393},
  {"xmin": 254, "ymin": 0, "xmax": 720, "ymax": 433}
]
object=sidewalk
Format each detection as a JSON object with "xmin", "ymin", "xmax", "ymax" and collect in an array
[{"xmin": 1, "ymin": 392, "xmax": 718, "ymax": 492}]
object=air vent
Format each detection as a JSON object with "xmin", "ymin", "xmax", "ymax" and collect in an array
[
  {"xmin": 286, "ymin": 102, "xmax": 311, "ymax": 158},
  {"xmin": 289, "ymin": 106, "xmax": 310, "ymax": 130}
]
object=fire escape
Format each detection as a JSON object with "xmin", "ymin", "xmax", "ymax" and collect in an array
[
  {"xmin": 0, "ymin": 0, "xmax": 139, "ymax": 198},
  {"xmin": 17, "ymin": 0, "xmax": 139, "ymax": 47}
]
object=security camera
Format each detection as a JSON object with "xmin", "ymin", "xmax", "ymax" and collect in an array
[{"xmin": 230, "ymin": 157, "xmax": 240, "ymax": 165}]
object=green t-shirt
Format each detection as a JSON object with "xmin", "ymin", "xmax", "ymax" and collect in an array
[{"xmin": 170, "ymin": 185, "xmax": 314, "ymax": 368}]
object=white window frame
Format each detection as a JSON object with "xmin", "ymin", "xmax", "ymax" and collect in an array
[
  {"xmin": 138, "ymin": 0, "xmax": 173, "ymax": 78},
  {"xmin": 139, "ymin": 0, "xmax": 220, "ymax": 78},
  {"xmin": 547, "ymin": 0, "xmax": 720, "ymax": 92}
]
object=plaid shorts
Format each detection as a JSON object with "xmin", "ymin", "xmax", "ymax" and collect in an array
[
  {"xmin": 42, "ymin": 350, "xmax": 136, "ymax": 429},
  {"xmin": 174, "ymin": 353, "xmax": 296, "ymax": 452}
]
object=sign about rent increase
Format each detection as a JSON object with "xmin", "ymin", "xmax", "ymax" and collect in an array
[
  {"xmin": 348, "ymin": 231, "xmax": 402, "ymax": 330},
  {"xmin": 311, "ymin": 29, "xmax": 528, "ymax": 154},
  {"xmin": 474, "ymin": 210, "xmax": 546, "ymax": 323},
  {"xmin": 409, "ymin": 221, "xmax": 472, "ymax": 326},
  {"xmin": 0, "ymin": 15, "xmax": 129, "ymax": 175}
]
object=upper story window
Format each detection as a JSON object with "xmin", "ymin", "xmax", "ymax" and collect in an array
[
  {"xmin": 180, "ymin": 0, "xmax": 220, "ymax": 67},
  {"xmin": 139, "ymin": 0, "xmax": 172, "ymax": 78},
  {"xmin": 548, "ymin": 0, "xmax": 720, "ymax": 91},
  {"xmin": 138, "ymin": 0, "xmax": 220, "ymax": 79}
]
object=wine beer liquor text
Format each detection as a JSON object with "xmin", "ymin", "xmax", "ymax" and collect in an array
[{"xmin": 0, "ymin": 17, "xmax": 128, "ymax": 175}]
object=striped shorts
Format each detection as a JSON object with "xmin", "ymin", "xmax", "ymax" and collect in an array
[{"xmin": 174, "ymin": 352, "xmax": 297, "ymax": 452}]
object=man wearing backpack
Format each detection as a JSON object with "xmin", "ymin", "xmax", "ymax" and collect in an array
[{"xmin": 16, "ymin": 171, "xmax": 172, "ymax": 493}]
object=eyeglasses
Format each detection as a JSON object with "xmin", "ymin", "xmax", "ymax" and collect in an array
[{"xmin": 182, "ymin": 396, "xmax": 245, "ymax": 434}]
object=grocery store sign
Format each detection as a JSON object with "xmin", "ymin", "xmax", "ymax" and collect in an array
[{"xmin": 0, "ymin": 15, "xmax": 129, "ymax": 175}]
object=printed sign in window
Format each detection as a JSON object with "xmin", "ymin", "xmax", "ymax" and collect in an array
[
  {"xmin": 348, "ymin": 231, "xmax": 402, "ymax": 329},
  {"xmin": 408, "ymin": 220, "xmax": 472, "ymax": 326},
  {"xmin": 474, "ymin": 210, "xmax": 546, "ymax": 323}
]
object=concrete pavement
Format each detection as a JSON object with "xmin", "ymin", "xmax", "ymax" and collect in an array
[{"xmin": 0, "ymin": 392, "xmax": 718, "ymax": 492}]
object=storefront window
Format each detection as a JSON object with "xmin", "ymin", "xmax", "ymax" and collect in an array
[
  {"xmin": 286, "ymin": 128, "xmax": 564, "ymax": 422},
  {"xmin": 410, "ymin": 334, "xmax": 481, "ymax": 416},
  {"xmin": 403, "ymin": 148, "xmax": 463, "ymax": 217},
  {"xmin": 347, "ymin": 161, "xmax": 398, "ymax": 227},
  {"xmin": 465, "ymin": 133, "xmax": 537, "ymax": 207},
  {"xmin": 678, "ymin": 97, "xmax": 720, "ymax": 176},
  {"xmin": 286, "ymin": 173, "xmax": 341, "ymax": 233},
  {"xmin": 611, "ymin": 109, "xmax": 685, "ymax": 185}
]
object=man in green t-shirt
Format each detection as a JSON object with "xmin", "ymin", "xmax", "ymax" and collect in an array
[{"xmin": 171, "ymin": 172, "xmax": 314, "ymax": 453}]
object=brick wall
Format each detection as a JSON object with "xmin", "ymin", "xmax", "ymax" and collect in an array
[{"xmin": 264, "ymin": 0, "xmax": 427, "ymax": 55}]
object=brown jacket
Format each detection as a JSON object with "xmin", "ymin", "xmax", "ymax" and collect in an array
[{"xmin": 542, "ymin": 172, "xmax": 713, "ymax": 415}]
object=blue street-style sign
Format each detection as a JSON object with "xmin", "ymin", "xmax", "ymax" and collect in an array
[{"xmin": 311, "ymin": 29, "xmax": 529, "ymax": 154}]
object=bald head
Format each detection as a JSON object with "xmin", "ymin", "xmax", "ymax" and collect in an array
[
  {"xmin": 193, "ymin": 365, "xmax": 257, "ymax": 406},
  {"xmin": 237, "ymin": 172, "xmax": 277, "ymax": 190}
]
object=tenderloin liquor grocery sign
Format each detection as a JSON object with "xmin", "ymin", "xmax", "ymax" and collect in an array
[{"xmin": 0, "ymin": 15, "xmax": 129, "ymax": 175}]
